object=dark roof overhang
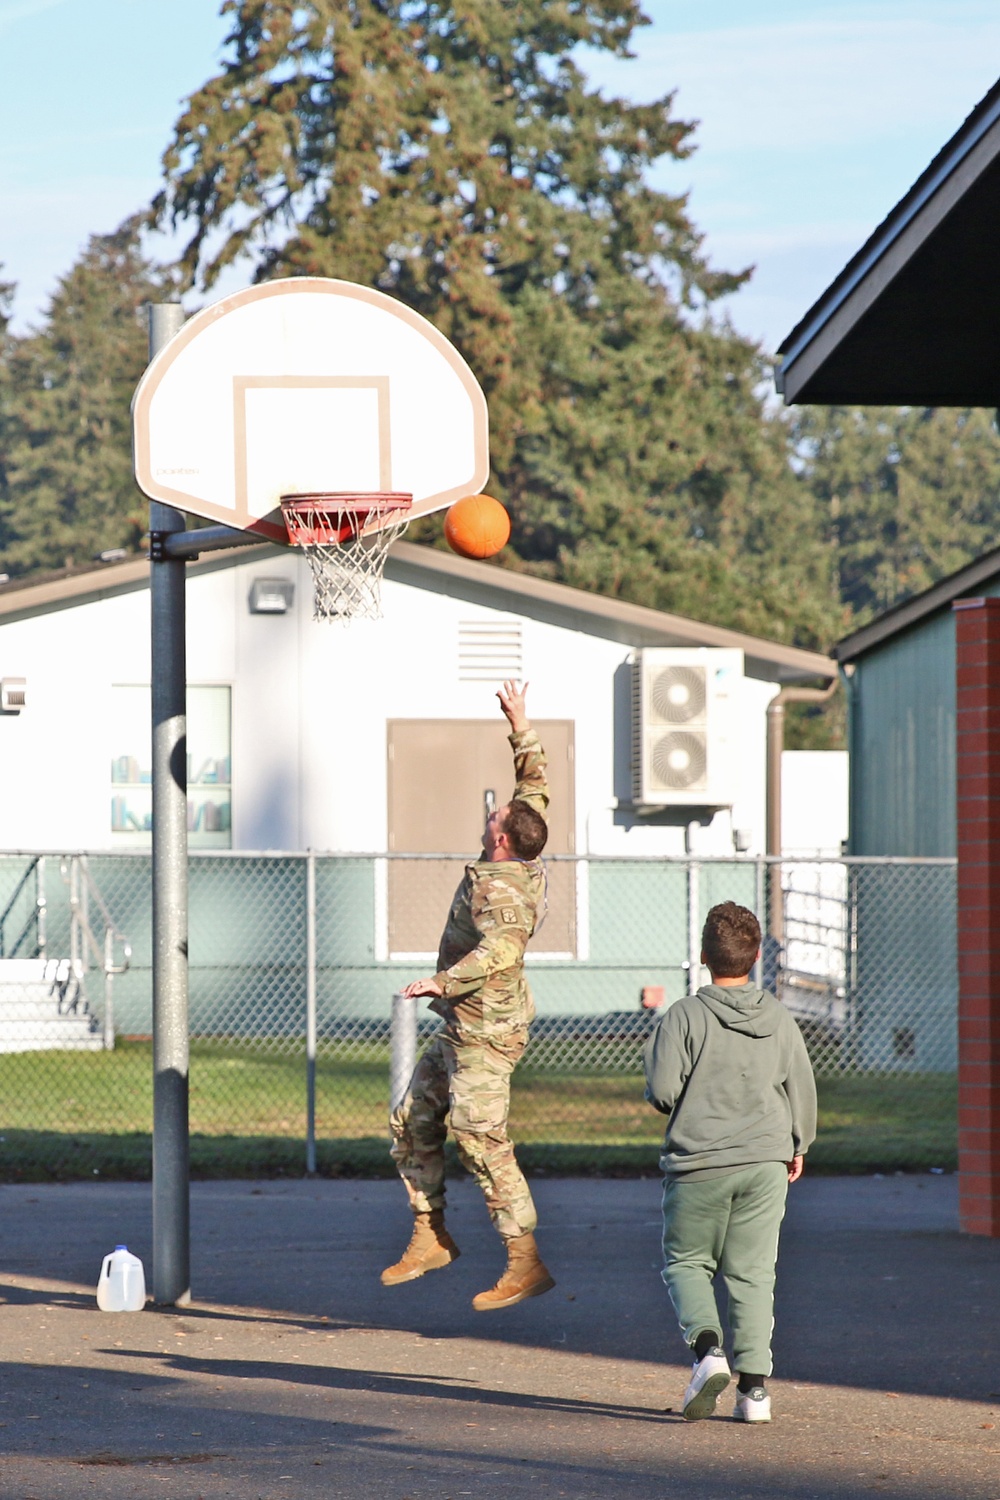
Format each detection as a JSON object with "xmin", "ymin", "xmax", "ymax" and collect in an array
[{"xmin": 777, "ymin": 78, "xmax": 1000, "ymax": 406}]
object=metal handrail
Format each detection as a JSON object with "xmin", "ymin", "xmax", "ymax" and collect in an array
[
  {"xmin": 0, "ymin": 855, "xmax": 45, "ymax": 959},
  {"xmin": 59, "ymin": 857, "xmax": 131, "ymax": 1050}
]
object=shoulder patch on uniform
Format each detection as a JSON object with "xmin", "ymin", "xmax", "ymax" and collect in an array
[{"xmin": 498, "ymin": 906, "xmax": 518, "ymax": 924}]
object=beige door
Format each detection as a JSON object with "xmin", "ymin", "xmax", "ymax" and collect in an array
[{"xmin": 387, "ymin": 719, "xmax": 575, "ymax": 956}]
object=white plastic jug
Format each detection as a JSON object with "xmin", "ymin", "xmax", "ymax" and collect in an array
[{"xmin": 96, "ymin": 1245, "xmax": 146, "ymax": 1312}]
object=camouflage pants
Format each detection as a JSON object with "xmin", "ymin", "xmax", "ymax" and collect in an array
[{"xmin": 389, "ymin": 1030, "xmax": 537, "ymax": 1241}]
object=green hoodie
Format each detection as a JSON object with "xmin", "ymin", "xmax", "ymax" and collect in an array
[{"xmin": 643, "ymin": 983, "xmax": 817, "ymax": 1178}]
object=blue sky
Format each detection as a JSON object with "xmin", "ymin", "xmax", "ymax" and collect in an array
[{"xmin": 2, "ymin": 0, "xmax": 999, "ymax": 350}]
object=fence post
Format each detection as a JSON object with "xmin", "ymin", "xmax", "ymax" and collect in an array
[
  {"xmin": 68, "ymin": 856, "xmax": 80, "ymax": 984},
  {"xmin": 687, "ymin": 859, "xmax": 700, "ymax": 995},
  {"xmin": 390, "ymin": 992, "xmax": 418, "ymax": 1114},
  {"xmin": 103, "ymin": 927, "xmax": 116, "ymax": 1051},
  {"xmin": 35, "ymin": 856, "xmax": 46, "ymax": 958},
  {"xmin": 305, "ymin": 851, "xmax": 317, "ymax": 1175},
  {"xmin": 754, "ymin": 854, "xmax": 765, "ymax": 988}
]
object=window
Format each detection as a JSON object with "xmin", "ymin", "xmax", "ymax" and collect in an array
[{"xmin": 110, "ymin": 685, "xmax": 232, "ymax": 849}]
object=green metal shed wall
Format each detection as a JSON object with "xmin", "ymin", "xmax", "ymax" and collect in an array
[{"xmin": 849, "ymin": 609, "xmax": 956, "ymax": 856}]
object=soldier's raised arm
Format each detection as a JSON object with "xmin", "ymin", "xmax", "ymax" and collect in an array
[{"xmin": 497, "ymin": 680, "xmax": 548, "ymax": 823}]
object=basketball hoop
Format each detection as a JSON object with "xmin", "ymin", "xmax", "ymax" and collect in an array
[{"xmin": 280, "ymin": 492, "xmax": 412, "ymax": 621}]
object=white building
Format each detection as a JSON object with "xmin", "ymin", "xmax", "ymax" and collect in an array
[{"xmin": 0, "ymin": 540, "xmax": 837, "ymax": 859}]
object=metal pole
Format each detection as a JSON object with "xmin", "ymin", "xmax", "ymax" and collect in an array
[
  {"xmin": 766, "ymin": 696, "xmax": 785, "ymax": 951},
  {"xmin": 765, "ymin": 678, "xmax": 840, "ymax": 955},
  {"xmin": 69, "ymin": 857, "xmax": 80, "ymax": 981},
  {"xmin": 753, "ymin": 853, "xmax": 765, "ymax": 988},
  {"xmin": 35, "ymin": 855, "xmax": 46, "ymax": 958},
  {"xmin": 148, "ymin": 301, "xmax": 191, "ymax": 1307},
  {"xmin": 687, "ymin": 859, "xmax": 701, "ymax": 996},
  {"xmin": 390, "ymin": 993, "xmax": 418, "ymax": 1115},
  {"xmin": 80, "ymin": 855, "xmax": 90, "ymax": 981},
  {"xmin": 305, "ymin": 851, "xmax": 317, "ymax": 1175},
  {"xmin": 103, "ymin": 927, "xmax": 116, "ymax": 1052}
]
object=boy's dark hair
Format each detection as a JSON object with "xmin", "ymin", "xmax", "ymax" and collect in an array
[
  {"xmin": 701, "ymin": 901, "xmax": 761, "ymax": 979},
  {"xmin": 503, "ymin": 799, "xmax": 548, "ymax": 860}
]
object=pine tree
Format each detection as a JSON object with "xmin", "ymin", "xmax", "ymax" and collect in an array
[
  {"xmin": 794, "ymin": 404, "xmax": 1000, "ymax": 620},
  {"xmin": 0, "ymin": 270, "xmax": 15, "ymax": 529},
  {"xmin": 152, "ymin": 1, "xmax": 845, "ymax": 650},
  {"xmin": 0, "ymin": 221, "xmax": 171, "ymax": 577}
]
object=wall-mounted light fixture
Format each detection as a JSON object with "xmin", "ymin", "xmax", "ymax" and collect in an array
[
  {"xmin": 1, "ymin": 677, "xmax": 26, "ymax": 713},
  {"xmin": 248, "ymin": 578, "xmax": 295, "ymax": 615}
]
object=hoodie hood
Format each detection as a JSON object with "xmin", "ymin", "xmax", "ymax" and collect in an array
[{"xmin": 696, "ymin": 983, "xmax": 781, "ymax": 1038}]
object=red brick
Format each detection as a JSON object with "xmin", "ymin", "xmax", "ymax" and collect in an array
[
  {"xmin": 959, "ymin": 1042, "xmax": 1000, "ymax": 1065},
  {"xmin": 957, "ymin": 730, "xmax": 995, "ymax": 755},
  {"xmin": 960, "ymin": 1216, "xmax": 998, "ymax": 1238},
  {"xmin": 955, "ymin": 710, "xmax": 1000, "ymax": 734},
  {"xmin": 957, "ymin": 787, "xmax": 994, "ymax": 806},
  {"xmin": 955, "ymin": 748, "xmax": 1000, "ymax": 770},
  {"xmin": 957, "ymin": 1010, "xmax": 997, "ymax": 1033},
  {"xmin": 959, "ymin": 1171, "xmax": 999, "ymax": 1199},
  {"xmin": 956, "ymin": 757, "xmax": 1000, "ymax": 782},
  {"xmin": 956, "ymin": 634, "xmax": 994, "ymax": 655},
  {"xmin": 959, "ymin": 687, "xmax": 995, "ymax": 708},
  {"xmin": 958, "ymin": 1062, "xmax": 1000, "ymax": 1088},
  {"xmin": 958, "ymin": 667, "xmax": 992, "ymax": 690},
  {"xmin": 960, "ymin": 1177, "xmax": 996, "ymax": 1202},
  {"xmin": 956, "ymin": 976, "xmax": 996, "ymax": 997},
  {"xmin": 957, "ymin": 885, "xmax": 996, "ymax": 909},
  {"xmin": 957, "ymin": 863, "xmax": 996, "ymax": 883},
  {"xmin": 959, "ymin": 775, "xmax": 995, "ymax": 800},
  {"xmin": 957, "ymin": 957, "xmax": 1000, "ymax": 983},
  {"xmin": 958, "ymin": 1083, "xmax": 1000, "ymax": 1108},
  {"xmin": 960, "ymin": 1179, "xmax": 992, "ymax": 1205}
]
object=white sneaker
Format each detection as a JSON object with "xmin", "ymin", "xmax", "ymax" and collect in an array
[
  {"xmin": 733, "ymin": 1386, "xmax": 771, "ymax": 1422},
  {"xmin": 682, "ymin": 1348, "xmax": 731, "ymax": 1421}
]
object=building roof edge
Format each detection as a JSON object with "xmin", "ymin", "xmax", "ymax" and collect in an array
[
  {"xmin": 834, "ymin": 544, "xmax": 1000, "ymax": 660},
  {"xmin": 0, "ymin": 537, "xmax": 836, "ymax": 682}
]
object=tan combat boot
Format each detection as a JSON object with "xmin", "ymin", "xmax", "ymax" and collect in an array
[
  {"xmin": 471, "ymin": 1232, "xmax": 555, "ymax": 1311},
  {"xmin": 380, "ymin": 1210, "xmax": 460, "ymax": 1286}
]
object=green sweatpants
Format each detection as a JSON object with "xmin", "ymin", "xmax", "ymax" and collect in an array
[{"xmin": 661, "ymin": 1161, "xmax": 788, "ymax": 1376}]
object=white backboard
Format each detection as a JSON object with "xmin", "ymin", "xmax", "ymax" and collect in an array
[{"xmin": 132, "ymin": 278, "xmax": 490, "ymax": 541}]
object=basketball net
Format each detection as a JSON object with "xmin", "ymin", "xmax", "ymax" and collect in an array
[{"xmin": 280, "ymin": 493, "xmax": 412, "ymax": 622}]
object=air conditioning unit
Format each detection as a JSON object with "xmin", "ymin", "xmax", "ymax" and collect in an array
[{"xmin": 631, "ymin": 648, "xmax": 743, "ymax": 808}]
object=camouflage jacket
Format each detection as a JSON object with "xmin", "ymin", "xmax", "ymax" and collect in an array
[{"xmin": 429, "ymin": 728, "xmax": 548, "ymax": 1040}]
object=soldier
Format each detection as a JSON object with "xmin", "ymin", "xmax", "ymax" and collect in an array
[{"xmin": 382, "ymin": 680, "xmax": 555, "ymax": 1311}]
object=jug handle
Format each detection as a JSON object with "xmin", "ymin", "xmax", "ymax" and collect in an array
[{"xmin": 99, "ymin": 1254, "xmax": 113, "ymax": 1280}]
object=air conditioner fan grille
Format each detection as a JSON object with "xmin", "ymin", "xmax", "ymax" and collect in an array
[
  {"xmin": 651, "ymin": 730, "xmax": 707, "ymax": 791},
  {"xmin": 650, "ymin": 665, "xmax": 706, "ymax": 724}
]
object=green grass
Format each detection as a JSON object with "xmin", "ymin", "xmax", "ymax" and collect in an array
[
  {"xmin": 808, "ymin": 1072, "xmax": 956, "ymax": 1174},
  {"xmin": 0, "ymin": 1041, "xmax": 958, "ymax": 1180}
]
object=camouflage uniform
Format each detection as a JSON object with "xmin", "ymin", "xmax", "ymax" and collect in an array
[{"xmin": 389, "ymin": 728, "xmax": 548, "ymax": 1241}]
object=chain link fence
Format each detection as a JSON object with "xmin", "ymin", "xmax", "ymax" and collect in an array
[{"xmin": 0, "ymin": 852, "xmax": 957, "ymax": 1179}]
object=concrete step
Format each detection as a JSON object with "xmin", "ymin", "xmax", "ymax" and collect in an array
[{"xmin": 0, "ymin": 958, "xmax": 103, "ymax": 1052}]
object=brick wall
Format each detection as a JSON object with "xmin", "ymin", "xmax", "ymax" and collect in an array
[{"xmin": 954, "ymin": 597, "xmax": 1000, "ymax": 1235}]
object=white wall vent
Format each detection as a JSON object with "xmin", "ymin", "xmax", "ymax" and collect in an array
[
  {"xmin": 631, "ymin": 648, "xmax": 743, "ymax": 808},
  {"xmin": 0, "ymin": 677, "xmax": 26, "ymax": 713},
  {"xmin": 459, "ymin": 619, "xmax": 523, "ymax": 682}
]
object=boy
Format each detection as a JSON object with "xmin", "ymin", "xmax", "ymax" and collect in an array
[{"xmin": 643, "ymin": 901, "xmax": 816, "ymax": 1423}]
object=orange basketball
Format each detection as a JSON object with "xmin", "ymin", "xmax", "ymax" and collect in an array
[{"xmin": 444, "ymin": 493, "xmax": 511, "ymax": 559}]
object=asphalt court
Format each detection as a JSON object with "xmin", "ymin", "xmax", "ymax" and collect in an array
[{"xmin": 0, "ymin": 1172, "xmax": 997, "ymax": 1499}]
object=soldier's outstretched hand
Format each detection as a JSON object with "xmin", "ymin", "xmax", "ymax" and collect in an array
[
  {"xmin": 497, "ymin": 680, "xmax": 530, "ymax": 734},
  {"xmin": 401, "ymin": 977, "xmax": 443, "ymax": 999}
]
